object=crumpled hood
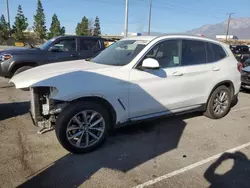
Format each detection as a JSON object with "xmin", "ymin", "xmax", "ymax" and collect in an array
[{"xmin": 10, "ymin": 59, "xmax": 118, "ymax": 88}]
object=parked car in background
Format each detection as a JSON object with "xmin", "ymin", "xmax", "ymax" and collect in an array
[
  {"xmin": 0, "ymin": 36, "xmax": 105, "ymax": 78},
  {"xmin": 241, "ymin": 65, "xmax": 250, "ymax": 89},
  {"xmin": 230, "ymin": 45, "xmax": 249, "ymax": 55},
  {"xmin": 11, "ymin": 34, "xmax": 241, "ymax": 154},
  {"xmin": 240, "ymin": 57, "xmax": 250, "ymax": 90}
]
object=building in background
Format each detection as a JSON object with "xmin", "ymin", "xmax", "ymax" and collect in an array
[
  {"xmin": 120, "ymin": 32, "xmax": 142, "ymax": 36},
  {"xmin": 216, "ymin": 35, "xmax": 238, "ymax": 40}
]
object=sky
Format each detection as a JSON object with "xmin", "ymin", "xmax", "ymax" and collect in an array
[{"xmin": 0, "ymin": 0, "xmax": 250, "ymax": 35}]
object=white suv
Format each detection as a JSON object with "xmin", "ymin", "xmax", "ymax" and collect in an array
[{"xmin": 11, "ymin": 34, "xmax": 241, "ymax": 153}]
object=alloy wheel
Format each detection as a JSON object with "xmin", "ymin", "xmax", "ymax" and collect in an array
[
  {"xmin": 213, "ymin": 90, "xmax": 229, "ymax": 115},
  {"xmin": 66, "ymin": 110, "xmax": 105, "ymax": 148}
]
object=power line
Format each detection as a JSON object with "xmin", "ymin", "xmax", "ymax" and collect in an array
[{"xmin": 134, "ymin": 0, "xmax": 225, "ymax": 20}]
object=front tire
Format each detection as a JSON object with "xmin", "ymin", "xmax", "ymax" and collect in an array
[
  {"xmin": 204, "ymin": 86, "xmax": 232, "ymax": 119},
  {"xmin": 13, "ymin": 66, "xmax": 33, "ymax": 76},
  {"xmin": 55, "ymin": 101, "xmax": 110, "ymax": 154}
]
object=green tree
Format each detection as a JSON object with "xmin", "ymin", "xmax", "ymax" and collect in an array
[
  {"xmin": 33, "ymin": 0, "xmax": 46, "ymax": 39},
  {"xmin": 48, "ymin": 14, "xmax": 65, "ymax": 38},
  {"xmin": 75, "ymin": 23, "xmax": 81, "ymax": 35},
  {"xmin": 0, "ymin": 15, "xmax": 10, "ymax": 43},
  {"xmin": 93, "ymin": 16, "xmax": 101, "ymax": 36},
  {"xmin": 75, "ymin": 16, "xmax": 89, "ymax": 36},
  {"xmin": 12, "ymin": 5, "xmax": 28, "ymax": 41},
  {"xmin": 60, "ymin": 26, "xmax": 65, "ymax": 36}
]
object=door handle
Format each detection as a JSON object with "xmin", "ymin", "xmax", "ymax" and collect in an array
[
  {"xmin": 212, "ymin": 67, "xmax": 220, "ymax": 71},
  {"xmin": 70, "ymin": 54, "xmax": 78, "ymax": 57},
  {"xmin": 173, "ymin": 72, "xmax": 183, "ymax": 76}
]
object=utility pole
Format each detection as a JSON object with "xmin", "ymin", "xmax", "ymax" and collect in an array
[
  {"xmin": 226, "ymin": 13, "xmax": 234, "ymax": 41},
  {"xmin": 6, "ymin": 0, "xmax": 10, "ymax": 28},
  {"xmin": 124, "ymin": 0, "xmax": 129, "ymax": 38},
  {"xmin": 148, "ymin": 0, "xmax": 152, "ymax": 35}
]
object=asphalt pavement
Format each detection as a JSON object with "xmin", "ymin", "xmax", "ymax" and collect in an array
[{"xmin": 0, "ymin": 77, "xmax": 250, "ymax": 188}]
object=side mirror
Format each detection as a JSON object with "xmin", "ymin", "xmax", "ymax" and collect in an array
[
  {"xmin": 49, "ymin": 46, "xmax": 62, "ymax": 52},
  {"xmin": 141, "ymin": 58, "xmax": 160, "ymax": 69}
]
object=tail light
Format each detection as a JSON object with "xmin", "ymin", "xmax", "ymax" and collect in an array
[{"xmin": 237, "ymin": 62, "xmax": 243, "ymax": 72}]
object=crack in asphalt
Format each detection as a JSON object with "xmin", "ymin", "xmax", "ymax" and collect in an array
[{"xmin": 16, "ymin": 130, "xmax": 33, "ymax": 174}]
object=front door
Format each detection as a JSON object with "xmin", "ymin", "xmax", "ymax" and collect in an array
[
  {"xmin": 129, "ymin": 39, "xmax": 187, "ymax": 118},
  {"xmin": 48, "ymin": 38, "xmax": 79, "ymax": 63}
]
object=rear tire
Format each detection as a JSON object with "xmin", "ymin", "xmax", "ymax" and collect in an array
[
  {"xmin": 204, "ymin": 85, "xmax": 232, "ymax": 119},
  {"xmin": 55, "ymin": 101, "xmax": 110, "ymax": 154}
]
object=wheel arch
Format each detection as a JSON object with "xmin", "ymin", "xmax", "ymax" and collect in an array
[
  {"xmin": 71, "ymin": 96, "xmax": 117, "ymax": 128},
  {"xmin": 9, "ymin": 62, "xmax": 38, "ymax": 74},
  {"xmin": 206, "ymin": 80, "xmax": 235, "ymax": 108}
]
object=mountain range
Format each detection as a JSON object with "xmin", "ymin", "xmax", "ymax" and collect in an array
[
  {"xmin": 186, "ymin": 18, "xmax": 250, "ymax": 39},
  {"xmin": 143, "ymin": 18, "xmax": 250, "ymax": 39}
]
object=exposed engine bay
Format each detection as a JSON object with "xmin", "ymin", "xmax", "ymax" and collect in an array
[{"xmin": 30, "ymin": 87, "xmax": 67, "ymax": 134}]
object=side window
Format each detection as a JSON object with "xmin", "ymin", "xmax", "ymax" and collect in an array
[
  {"xmin": 80, "ymin": 39, "xmax": 101, "ymax": 51},
  {"xmin": 206, "ymin": 42, "xmax": 215, "ymax": 63},
  {"xmin": 53, "ymin": 39, "xmax": 76, "ymax": 52},
  {"xmin": 182, "ymin": 40, "xmax": 206, "ymax": 66},
  {"xmin": 212, "ymin": 44, "xmax": 227, "ymax": 61},
  {"xmin": 144, "ymin": 40, "xmax": 181, "ymax": 68}
]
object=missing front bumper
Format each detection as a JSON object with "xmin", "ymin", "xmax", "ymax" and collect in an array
[{"xmin": 29, "ymin": 87, "xmax": 66, "ymax": 134}]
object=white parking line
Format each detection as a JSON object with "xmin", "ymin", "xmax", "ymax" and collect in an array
[{"xmin": 133, "ymin": 142, "xmax": 250, "ymax": 188}]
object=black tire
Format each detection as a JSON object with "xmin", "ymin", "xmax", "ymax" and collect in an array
[
  {"xmin": 231, "ymin": 94, "xmax": 238, "ymax": 107},
  {"xmin": 55, "ymin": 101, "xmax": 111, "ymax": 154},
  {"xmin": 204, "ymin": 85, "xmax": 232, "ymax": 119},
  {"xmin": 13, "ymin": 66, "xmax": 33, "ymax": 76}
]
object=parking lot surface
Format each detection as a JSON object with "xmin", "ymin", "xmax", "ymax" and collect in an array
[{"xmin": 0, "ymin": 77, "xmax": 250, "ymax": 188}]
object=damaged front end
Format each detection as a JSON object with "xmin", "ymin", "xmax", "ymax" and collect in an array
[{"xmin": 30, "ymin": 87, "xmax": 67, "ymax": 134}]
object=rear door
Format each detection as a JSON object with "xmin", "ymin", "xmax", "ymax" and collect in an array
[
  {"xmin": 48, "ymin": 37, "xmax": 79, "ymax": 63},
  {"xmin": 179, "ymin": 40, "xmax": 228, "ymax": 106},
  {"xmin": 79, "ymin": 38, "xmax": 103, "ymax": 59},
  {"xmin": 176, "ymin": 39, "xmax": 213, "ymax": 106}
]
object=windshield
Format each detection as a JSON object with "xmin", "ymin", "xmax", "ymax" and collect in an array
[
  {"xmin": 39, "ymin": 38, "xmax": 55, "ymax": 50},
  {"xmin": 91, "ymin": 40, "xmax": 148, "ymax": 66}
]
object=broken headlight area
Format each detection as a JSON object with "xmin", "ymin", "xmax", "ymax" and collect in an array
[{"xmin": 30, "ymin": 87, "xmax": 67, "ymax": 134}]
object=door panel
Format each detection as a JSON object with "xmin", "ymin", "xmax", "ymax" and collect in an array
[
  {"xmin": 177, "ymin": 64, "xmax": 213, "ymax": 106},
  {"xmin": 129, "ymin": 67, "xmax": 188, "ymax": 118}
]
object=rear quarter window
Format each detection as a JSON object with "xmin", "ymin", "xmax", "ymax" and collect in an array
[{"xmin": 212, "ymin": 43, "xmax": 227, "ymax": 61}]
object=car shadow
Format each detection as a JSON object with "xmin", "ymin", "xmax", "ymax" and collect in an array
[
  {"xmin": 0, "ymin": 101, "xmax": 29, "ymax": 121},
  {"xmin": 16, "ymin": 112, "xmax": 201, "ymax": 188},
  {"xmin": 204, "ymin": 152, "xmax": 250, "ymax": 188}
]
